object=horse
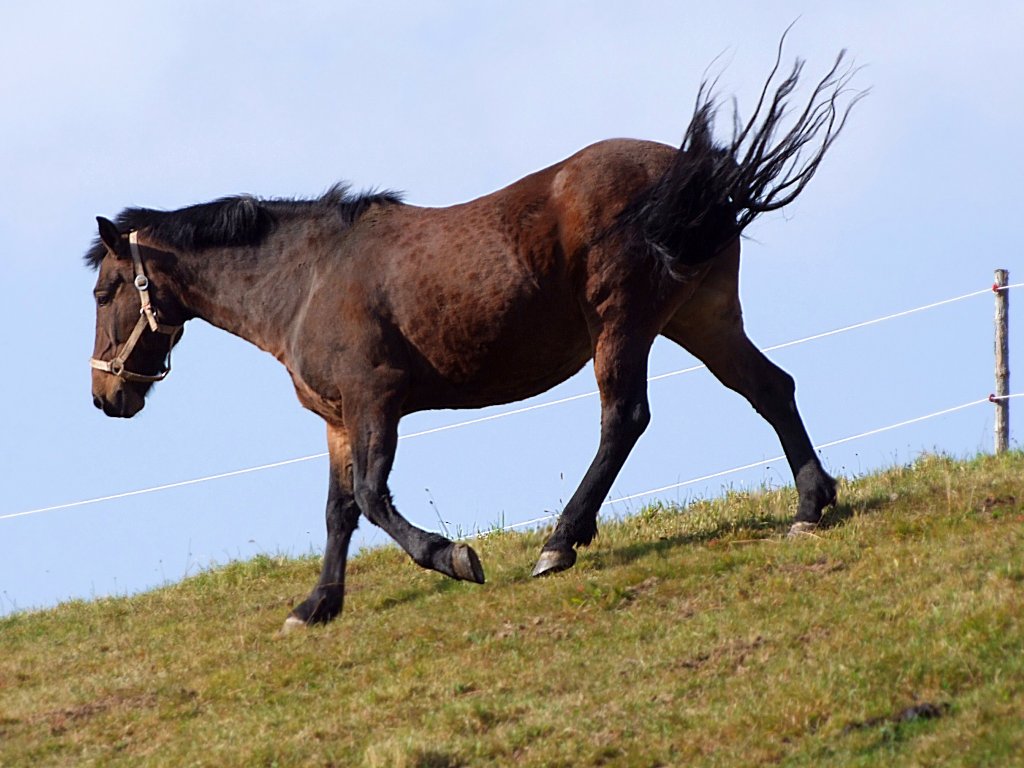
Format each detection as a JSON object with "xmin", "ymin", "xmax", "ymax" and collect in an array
[{"xmin": 87, "ymin": 49, "xmax": 861, "ymax": 629}]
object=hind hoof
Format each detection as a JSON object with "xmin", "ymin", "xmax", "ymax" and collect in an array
[
  {"xmin": 532, "ymin": 548, "xmax": 576, "ymax": 577},
  {"xmin": 451, "ymin": 543, "xmax": 485, "ymax": 583},
  {"xmin": 281, "ymin": 615, "xmax": 308, "ymax": 634},
  {"xmin": 787, "ymin": 521, "xmax": 820, "ymax": 538}
]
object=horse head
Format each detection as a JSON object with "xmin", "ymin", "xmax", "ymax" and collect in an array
[{"xmin": 88, "ymin": 217, "xmax": 185, "ymax": 418}]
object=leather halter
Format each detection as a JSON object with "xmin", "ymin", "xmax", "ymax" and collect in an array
[{"xmin": 90, "ymin": 231, "xmax": 183, "ymax": 383}]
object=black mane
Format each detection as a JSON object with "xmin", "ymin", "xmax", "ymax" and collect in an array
[{"xmin": 84, "ymin": 184, "xmax": 403, "ymax": 269}]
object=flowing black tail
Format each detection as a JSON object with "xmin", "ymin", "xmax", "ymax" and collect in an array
[{"xmin": 620, "ymin": 38, "xmax": 867, "ymax": 278}]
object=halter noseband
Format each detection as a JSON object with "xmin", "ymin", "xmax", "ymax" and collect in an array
[{"xmin": 90, "ymin": 231, "xmax": 183, "ymax": 383}]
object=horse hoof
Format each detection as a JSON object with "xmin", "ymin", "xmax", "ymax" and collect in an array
[
  {"xmin": 451, "ymin": 543, "xmax": 485, "ymax": 583},
  {"xmin": 532, "ymin": 548, "xmax": 576, "ymax": 577},
  {"xmin": 281, "ymin": 615, "xmax": 308, "ymax": 633},
  {"xmin": 787, "ymin": 521, "xmax": 820, "ymax": 538}
]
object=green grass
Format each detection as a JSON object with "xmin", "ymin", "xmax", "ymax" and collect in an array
[{"xmin": 2, "ymin": 452, "xmax": 1023, "ymax": 767}]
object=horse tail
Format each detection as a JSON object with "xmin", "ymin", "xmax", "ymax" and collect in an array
[
  {"xmin": 619, "ymin": 43, "xmax": 865, "ymax": 279},
  {"xmin": 616, "ymin": 103, "xmax": 738, "ymax": 278}
]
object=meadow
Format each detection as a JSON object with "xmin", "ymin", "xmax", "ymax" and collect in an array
[{"xmin": 1, "ymin": 452, "xmax": 1022, "ymax": 767}]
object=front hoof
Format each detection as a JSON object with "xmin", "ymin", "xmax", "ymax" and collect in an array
[
  {"xmin": 281, "ymin": 614, "xmax": 309, "ymax": 634},
  {"xmin": 532, "ymin": 548, "xmax": 576, "ymax": 577},
  {"xmin": 451, "ymin": 543, "xmax": 485, "ymax": 583},
  {"xmin": 787, "ymin": 521, "xmax": 820, "ymax": 538}
]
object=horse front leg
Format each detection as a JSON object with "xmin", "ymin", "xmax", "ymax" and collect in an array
[
  {"xmin": 663, "ymin": 316, "xmax": 837, "ymax": 533},
  {"xmin": 285, "ymin": 423, "xmax": 360, "ymax": 630},
  {"xmin": 533, "ymin": 334, "xmax": 652, "ymax": 576},
  {"xmin": 346, "ymin": 393, "xmax": 486, "ymax": 585}
]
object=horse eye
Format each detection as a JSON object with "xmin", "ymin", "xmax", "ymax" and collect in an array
[{"xmin": 95, "ymin": 293, "xmax": 112, "ymax": 307}]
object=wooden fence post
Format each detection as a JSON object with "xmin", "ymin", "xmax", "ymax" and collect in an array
[{"xmin": 994, "ymin": 269, "xmax": 1009, "ymax": 454}]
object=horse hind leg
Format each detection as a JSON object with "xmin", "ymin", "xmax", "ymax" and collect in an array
[
  {"xmin": 346, "ymin": 394, "xmax": 485, "ymax": 585},
  {"xmin": 662, "ymin": 312, "xmax": 836, "ymax": 533},
  {"xmin": 533, "ymin": 328, "xmax": 652, "ymax": 576}
]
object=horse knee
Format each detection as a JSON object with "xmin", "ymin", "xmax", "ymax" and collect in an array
[{"xmin": 614, "ymin": 398, "xmax": 650, "ymax": 440}]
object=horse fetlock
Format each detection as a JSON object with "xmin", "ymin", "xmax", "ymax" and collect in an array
[
  {"xmin": 810, "ymin": 476, "xmax": 837, "ymax": 512},
  {"xmin": 794, "ymin": 465, "xmax": 837, "ymax": 520},
  {"xmin": 288, "ymin": 591, "xmax": 342, "ymax": 627},
  {"xmin": 574, "ymin": 521, "xmax": 599, "ymax": 547},
  {"xmin": 821, "ymin": 474, "xmax": 838, "ymax": 507}
]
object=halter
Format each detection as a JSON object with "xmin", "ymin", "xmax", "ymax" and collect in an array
[{"xmin": 90, "ymin": 231, "xmax": 183, "ymax": 383}]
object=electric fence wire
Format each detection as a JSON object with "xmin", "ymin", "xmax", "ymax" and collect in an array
[{"xmin": 2, "ymin": 285, "xmax": 1019, "ymax": 523}]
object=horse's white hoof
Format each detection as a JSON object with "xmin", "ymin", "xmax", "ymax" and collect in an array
[
  {"xmin": 281, "ymin": 615, "xmax": 308, "ymax": 633},
  {"xmin": 787, "ymin": 521, "xmax": 820, "ymax": 538},
  {"xmin": 532, "ymin": 547, "xmax": 576, "ymax": 577}
]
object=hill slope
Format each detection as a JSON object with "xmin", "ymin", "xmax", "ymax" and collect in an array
[{"xmin": 2, "ymin": 452, "xmax": 1023, "ymax": 767}]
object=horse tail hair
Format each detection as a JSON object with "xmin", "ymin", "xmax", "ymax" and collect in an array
[{"xmin": 619, "ymin": 34, "xmax": 866, "ymax": 279}]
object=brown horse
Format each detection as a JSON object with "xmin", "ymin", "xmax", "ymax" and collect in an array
[{"xmin": 88, "ymin": 51, "xmax": 860, "ymax": 629}]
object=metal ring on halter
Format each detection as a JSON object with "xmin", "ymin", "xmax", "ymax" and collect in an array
[
  {"xmin": 134, "ymin": 274, "xmax": 149, "ymax": 290},
  {"xmin": 110, "ymin": 359, "xmax": 125, "ymax": 376}
]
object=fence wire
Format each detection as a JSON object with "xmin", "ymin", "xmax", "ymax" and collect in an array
[
  {"xmin": 493, "ymin": 395, "xmax": 1014, "ymax": 533},
  {"xmin": 2, "ymin": 284, "xmax": 1018, "ymax": 523}
]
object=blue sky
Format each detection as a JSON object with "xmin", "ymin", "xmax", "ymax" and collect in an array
[{"xmin": 2, "ymin": 2, "xmax": 1021, "ymax": 614}]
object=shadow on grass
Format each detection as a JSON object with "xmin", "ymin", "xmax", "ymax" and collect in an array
[
  {"xmin": 371, "ymin": 573, "xmax": 469, "ymax": 612},
  {"xmin": 596, "ymin": 493, "xmax": 892, "ymax": 570},
  {"xmin": 821, "ymin": 492, "xmax": 891, "ymax": 530},
  {"xmin": 413, "ymin": 750, "xmax": 462, "ymax": 768},
  {"xmin": 598, "ymin": 525, "xmax": 765, "ymax": 571}
]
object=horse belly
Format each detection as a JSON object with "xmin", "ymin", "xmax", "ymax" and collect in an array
[{"xmin": 398, "ymin": 278, "xmax": 591, "ymax": 412}]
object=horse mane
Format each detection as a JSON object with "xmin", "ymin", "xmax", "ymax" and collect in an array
[{"xmin": 84, "ymin": 184, "xmax": 403, "ymax": 269}]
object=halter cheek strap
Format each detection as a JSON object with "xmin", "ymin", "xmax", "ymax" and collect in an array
[{"xmin": 90, "ymin": 231, "xmax": 183, "ymax": 383}]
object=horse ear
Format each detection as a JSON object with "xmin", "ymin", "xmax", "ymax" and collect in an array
[{"xmin": 96, "ymin": 216, "xmax": 125, "ymax": 256}]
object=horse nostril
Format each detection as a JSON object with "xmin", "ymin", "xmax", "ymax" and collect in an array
[{"xmin": 93, "ymin": 396, "xmax": 103, "ymax": 410}]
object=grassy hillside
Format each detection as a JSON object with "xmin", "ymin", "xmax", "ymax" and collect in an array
[{"xmin": 1, "ymin": 452, "xmax": 1022, "ymax": 767}]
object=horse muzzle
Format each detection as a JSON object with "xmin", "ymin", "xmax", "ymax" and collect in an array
[{"xmin": 92, "ymin": 385, "xmax": 145, "ymax": 418}]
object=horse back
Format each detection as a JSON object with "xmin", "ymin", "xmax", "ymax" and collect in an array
[{"xmin": 298, "ymin": 139, "xmax": 685, "ymax": 413}]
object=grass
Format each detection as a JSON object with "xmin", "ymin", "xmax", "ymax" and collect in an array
[{"xmin": 1, "ymin": 451, "xmax": 1022, "ymax": 767}]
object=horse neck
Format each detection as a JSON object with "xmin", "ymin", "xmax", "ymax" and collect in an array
[{"xmin": 171, "ymin": 240, "xmax": 314, "ymax": 360}]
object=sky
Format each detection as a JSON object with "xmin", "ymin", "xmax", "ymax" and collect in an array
[{"xmin": 1, "ymin": 2, "xmax": 1021, "ymax": 615}]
